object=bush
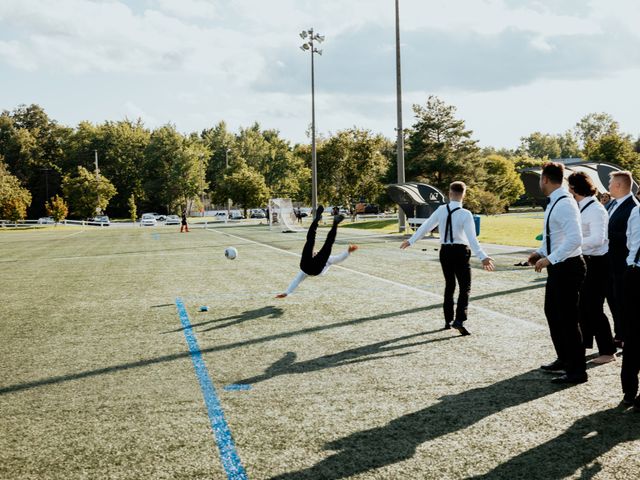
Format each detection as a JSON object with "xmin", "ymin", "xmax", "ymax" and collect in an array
[
  {"xmin": 465, "ymin": 187, "xmax": 507, "ymax": 215},
  {"xmin": 45, "ymin": 195, "xmax": 68, "ymax": 223}
]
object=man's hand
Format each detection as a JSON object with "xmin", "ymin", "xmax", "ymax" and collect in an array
[
  {"xmin": 527, "ymin": 252, "xmax": 542, "ymax": 266},
  {"xmin": 348, "ymin": 244, "xmax": 359, "ymax": 253},
  {"xmin": 482, "ymin": 257, "xmax": 495, "ymax": 271},
  {"xmin": 534, "ymin": 257, "xmax": 551, "ymax": 272},
  {"xmin": 400, "ymin": 240, "xmax": 411, "ymax": 250},
  {"xmin": 275, "ymin": 293, "xmax": 288, "ymax": 299}
]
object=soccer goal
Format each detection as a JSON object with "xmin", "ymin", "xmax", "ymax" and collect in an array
[{"xmin": 268, "ymin": 198, "xmax": 302, "ymax": 232}]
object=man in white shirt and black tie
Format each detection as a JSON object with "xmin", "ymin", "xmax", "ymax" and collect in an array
[
  {"xmin": 567, "ymin": 172, "xmax": 616, "ymax": 365},
  {"xmin": 606, "ymin": 171, "xmax": 640, "ymax": 347},
  {"xmin": 400, "ymin": 181, "xmax": 495, "ymax": 336},
  {"xmin": 527, "ymin": 162, "xmax": 587, "ymax": 384},
  {"xmin": 621, "ymin": 202, "xmax": 640, "ymax": 410}
]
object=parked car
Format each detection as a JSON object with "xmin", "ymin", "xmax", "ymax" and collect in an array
[
  {"xmin": 140, "ymin": 213, "xmax": 157, "ymax": 226},
  {"xmin": 213, "ymin": 211, "xmax": 228, "ymax": 220},
  {"xmin": 37, "ymin": 216, "xmax": 55, "ymax": 224},
  {"xmin": 250, "ymin": 209, "xmax": 266, "ymax": 219},
  {"xmin": 92, "ymin": 215, "xmax": 110, "ymax": 225},
  {"xmin": 165, "ymin": 214, "xmax": 180, "ymax": 225},
  {"xmin": 355, "ymin": 203, "xmax": 379, "ymax": 214},
  {"xmin": 229, "ymin": 210, "xmax": 244, "ymax": 220}
]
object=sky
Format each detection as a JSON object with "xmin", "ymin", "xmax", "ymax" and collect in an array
[{"xmin": 1, "ymin": 0, "xmax": 639, "ymax": 148}]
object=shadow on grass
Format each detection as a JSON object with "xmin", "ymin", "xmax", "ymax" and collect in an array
[
  {"xmin": 234, "ymin": 329, "xmax": 451, "ymax": 386},
  {"xmin": 162, "ymin": 306, "xmax": 284, "ymax": 334},
  {"xmin": 0, "ymin": 281, "xmax": 544, "ymax": 396},
  {"xmin": 470, "ymin": 406, "xmax": 640, "ymax": 480},
  {"xmin": 269, "ymin": 369, "xmax": 578, "ymax": 480}
]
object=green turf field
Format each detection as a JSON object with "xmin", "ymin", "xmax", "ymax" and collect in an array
[{"xmin": 1, "ymin": 225, "xmax": 638, "ymax": 479}]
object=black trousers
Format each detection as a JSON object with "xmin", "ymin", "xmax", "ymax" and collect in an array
[
  {"xmin": 621, "ymin": 267, "xmax": 640, "ymax": 398},
  {"xmin": 544, "ymin": 256, "xmax": 587, "ymax": 375},
  {"xmin": 579, "ymin": 254, "xmax": 616, "ymax": 355},
  {"xmin": 608, "ymin": 253, "xmax": 628, "ymax": 340},
  {"xmin": 300, "ymin": 217, "xmax": 338, "ymax": 276},
  {"xmin": 439, "ymin": 244, "xmax": 471, "ymax": 324}
]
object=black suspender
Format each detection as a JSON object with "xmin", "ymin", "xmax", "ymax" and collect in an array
[
  {"xmin": 444, "ymin": 204, "xmax": 461, "ymax": 243},
  {"xmin": 580, "ymin": 199, "xmax": 596, "ymax": 213},
  {"xmin": 546, "ymin": 195, "xmax": 568, "ymax": 255}
]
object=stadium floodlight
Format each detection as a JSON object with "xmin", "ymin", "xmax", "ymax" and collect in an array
[{"xmin": 299, "ymin": 28, "xmax": 325, "ymax": 217}]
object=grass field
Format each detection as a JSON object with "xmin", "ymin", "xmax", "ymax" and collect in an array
[{"xmin": 1, "ymin": 224, "xmax": 639, "ymax": 479}]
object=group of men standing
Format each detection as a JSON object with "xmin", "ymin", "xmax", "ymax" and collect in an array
[{"xmin": 401, "ymin": 163, "xmax": 640, "ymax": 409}]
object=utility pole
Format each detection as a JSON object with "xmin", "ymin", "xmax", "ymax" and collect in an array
[
  {"xmin": 225, "ymin": 148, "xmax": 232, "ymax": 216},
  {"xmin": 94, "ymin": 149, "xmax": 100, "ymax": 215},
  {"xmin": 395, "ymin": 0, "xmax": 406, "ymax": 232}
]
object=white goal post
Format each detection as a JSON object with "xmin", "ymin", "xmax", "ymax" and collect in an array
[{"xmin": 268, "ymin": 198, "xmax": 302, "ymax": 232}]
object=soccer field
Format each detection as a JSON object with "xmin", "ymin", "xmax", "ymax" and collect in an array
[{"xmin": 1, "ymin": 225, "xmax": 638, "ymax": 479}]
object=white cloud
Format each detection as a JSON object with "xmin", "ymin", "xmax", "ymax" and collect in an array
[{"xmin": 154, "ymin": 0, "xmax": 217, "ymax": 20}]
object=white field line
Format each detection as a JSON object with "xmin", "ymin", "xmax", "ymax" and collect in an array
[
  {"xmin": 60, "ymin": 230, "xmax": 85, "ymax": 239},
  {"xmin": 206, "ymin": 228, "xmax": 545, "ymax": 331}
]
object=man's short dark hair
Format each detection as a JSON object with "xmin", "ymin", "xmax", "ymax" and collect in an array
[
  {"xmin": 449, "ymin": 181, "xmax": 466, "ymax": 194},
  {"xmin": 568, "ymin": 172, "xmax": 597, "ymax": 197},
  {"xmin": 541, "ymin": 162, "xmax": 564, "ymax": 184}
]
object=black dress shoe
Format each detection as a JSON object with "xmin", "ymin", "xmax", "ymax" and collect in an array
[
  {"xmin": 540, "ymin": 359, "xmax": 565, "ymax": 372},
  {"xmin": 456, "ymin": 326, "xmax": 471, "ymax": 336},
  {"xmin": 622, "ymin": 394, "xmax": 635, "ymax": 406},
  {"xmin": 551, "ymin": 373, "xmax": 588, "ymax": 384},
  {"xmin": 444, "ymin": 323, "xmax": 451, "ymax": 330}
]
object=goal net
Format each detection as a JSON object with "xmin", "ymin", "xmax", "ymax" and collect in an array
[{"xmin": 268, "ymin": 198, "xmax": 302, "ymax": 232}]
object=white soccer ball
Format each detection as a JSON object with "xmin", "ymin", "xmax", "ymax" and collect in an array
[{"xmin": 224, "ymin": 247, "xmax": 238, "ymax": 260}]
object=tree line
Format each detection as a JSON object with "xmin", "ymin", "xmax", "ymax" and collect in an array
[{"xmin": 1, "ymin": 99, "xmax": 639, "ymax": 221}]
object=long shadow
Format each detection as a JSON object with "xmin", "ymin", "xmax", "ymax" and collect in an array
[
  {"xmin": 0, "ymin": 282, "xmax": 543, "ymax": 396},
  {"xmin": 162, "ymin": 306, "xmax": 284, "ymax": 334},
  {"xmin": 234, "ymin": 329, "xmax": 450, "ymax": 386},
  {"xmin": 270, "ymin": 369, "xmax": 573, "ymax": 480},
  {"xmin": 469, "ymin": 407, "xmax": 640, "ymax": 480}
]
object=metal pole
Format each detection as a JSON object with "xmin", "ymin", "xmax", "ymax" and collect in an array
[
  {"xmin": 225, "ymin": 148, "xmax": 232, "ymax": 217},
  {"xmin": 94, "ymin": 149, "xmax": 100, "ymax": 215},
  {"xmin": 395, "ymin": 0, "xmax": 406, "ymax": 232},
  {"xmin": 310, "ymin": 34, "xmax": 318, "ymax": 217}
]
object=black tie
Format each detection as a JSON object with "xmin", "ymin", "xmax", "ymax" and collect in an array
[{"xmin": 607, "ymin": 199, "xmax": 618, "ymax": 213}]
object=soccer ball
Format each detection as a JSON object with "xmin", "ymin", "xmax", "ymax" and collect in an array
[{"xmin": 224, "ymin": 247, "xmax": 238, "ymax": 260}]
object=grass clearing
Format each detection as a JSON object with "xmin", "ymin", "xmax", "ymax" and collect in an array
[{"xmin": 1, "ymin": 224, "xmax": 638, "ymax": 479}]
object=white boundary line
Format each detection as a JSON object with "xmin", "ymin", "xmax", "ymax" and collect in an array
[{"xmin": 206, "ymin": 228, "xmax": 545, "ymax": 331}]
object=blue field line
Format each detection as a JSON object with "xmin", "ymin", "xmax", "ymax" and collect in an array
[{"xmin": 175, "ymin": 298, "xmax": 248, "ymax": 480}]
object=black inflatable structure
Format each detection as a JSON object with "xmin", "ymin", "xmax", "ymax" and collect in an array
[{"xmin": 386, "ymin": 183, "xmax": 446, "ymax": 222}]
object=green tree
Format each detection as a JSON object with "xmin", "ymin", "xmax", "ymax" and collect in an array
[
  {"xmin": 143, "ymin": 125, "xmax": 210, "ymax": 213},
  {"xmin": 45, "ymin": 195, "xmax": 68, "ymax": 223},
  {"xmin": 464, "ymin": 187, "xmax": 507, "ymax": 215},
  {"xmin": 585, "ymin": 133, "xmax": 640, "ymax": 179},
  {"xmin": 128, "ymin": 194, "xmax": 137, "ymax": 223},
  {"xmin": 201, "ymin": 121, "xmax": 236, "ymax": 193},
  {"xmin": 316, "ymin": 128, "xmax": 391, "ymax": 206},
  {"xmin": 405, "ymin": 95, "xmax": 481, "ymax": 191},
  {"xmin": 519, "ymin": 132, "xmax": 561, "ymax": 159},
  {"xmin": 575, "ymin": 112, "xmax": 619, "ymax": 148},
  {"xmin": 0, "ymin": 158, "xmax": 32, "ymax": 221},
  {"xmin": 481, "ymin": 154, "xmax": 525, "ymax": 206},
  {"xmin": 557, "ymin": 130, "xmax": 581, "ymax": 158},
  {"xmin": 62, "ymin": 166, "xmax": 117, "ymax": 218},
  {"xmin": 214, "ymin": 162, "xmax": 270, "ymax": 217}
]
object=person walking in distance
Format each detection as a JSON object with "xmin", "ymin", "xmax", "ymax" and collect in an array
[
  {"xmin": 606, "ymin": 171, "xmax": 639, "ymax": 347},
  {"xmin": 400, "ymin": 181, "xmax": 495, "ymax": 336},
  {"xmin": 180, "ymin": 210, "xmax": 189, "ymax": 233},
  {"xmin": 528, "ymin": 162, "xmax": 587, "ymax": 384},
  {"xmin": 567, "ymin": 172, "xmax": 616, "ymax": 365}
]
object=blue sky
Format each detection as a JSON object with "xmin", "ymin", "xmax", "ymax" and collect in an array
[{"xmin": 1, "ymin": 0, "xmax": 639, "ymax": 148}]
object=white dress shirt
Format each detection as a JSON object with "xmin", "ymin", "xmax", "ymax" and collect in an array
[
  {"xmin": 284, "ymin": 250, "xmax": 351, "ymax": 295},
  {"xmin": 577, "ymin": 195, "xmax": 609, "ymax": 256},
  {"xmin": 536, "ymin": 187, "xmax": 583, "ymax": 264},
  {"xmin": 626, "ymin": 205, "xmax": 640, "ymax": 267},
  {"xmin": 607, "ymin": 192, "xmax": 633, "ymax": 217},
  {"xmin": 407, "ymin": 201, "xmax": 488, "ymax": 261}
]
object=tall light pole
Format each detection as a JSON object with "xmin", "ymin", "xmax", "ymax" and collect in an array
[
  {"xmin": 300, "ymin": 28, "xmax": 324, "ymax": 217},
  {"xmin": 395, "ymin": 0, "xmax": 406, "ymax": 232},
  {"xmin": 225, "ymin": 148, "xmax": 231, "ymax": 216},
  {"xmin": 94, "ymin": 149, "xmax": 101, "ymax": 215}
]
